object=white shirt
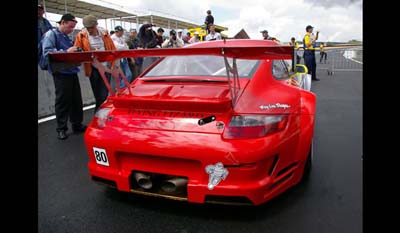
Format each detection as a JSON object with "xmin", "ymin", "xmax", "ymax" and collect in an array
[
  {"xmin": 111, "ymin": 34, "xmax": 129, "ymax": 50},
  {"xmin": 162, "ymin": 38, "xmax": 184, "ymax": 48},
  {"xmin": 205, "ymin": 32, "xmax": 222, "ymax": 41},
  {"xmin": 189, "ymin": 36, "xmax": 200, "ymax": 44}
]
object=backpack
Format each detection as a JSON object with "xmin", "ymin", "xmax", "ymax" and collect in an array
[{"xmin": 38, "ymin": 29, "xmax": 57, "ymax": 70}]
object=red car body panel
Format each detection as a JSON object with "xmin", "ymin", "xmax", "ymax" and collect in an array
[{"xmin": 50, "ymin": 40, "xmax": 316, "ymax": 205}]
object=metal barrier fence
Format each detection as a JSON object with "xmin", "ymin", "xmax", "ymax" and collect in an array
[{"xmin": 316, "ymin": 46, "xmax": 363, "ymax": 75}]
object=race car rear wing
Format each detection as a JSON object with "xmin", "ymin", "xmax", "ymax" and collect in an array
[{"xmin": 49, "ymin": 44, "xmax": 293, "ymax": 107}]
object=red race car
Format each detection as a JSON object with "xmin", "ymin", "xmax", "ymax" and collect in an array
[{"xmin": 50, "ymin": 39, "xmax": 316, "ymax": 206}]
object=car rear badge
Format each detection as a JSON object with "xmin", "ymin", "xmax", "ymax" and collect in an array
[
  {"xmin": 259, "ymin": 103, "xmax": 290, "ymax": 110},
  {"xmin": 205, "ymin": 162, "xmax": 229, "ymax": 190}
]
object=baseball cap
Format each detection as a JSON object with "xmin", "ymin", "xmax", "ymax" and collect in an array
[
  {"xmin": 83, "ymin": 15, "xmax": 98, "ymax": 28},
  {"xmin": 306, "ymin": 25, "xmax": 314, "ymax": 31},
  {"xmin": 194, "ymin": 31, "xmax": 199, "ymax": 35},
  {"xmin": 38, "ymin": 4, "xmax": 44, "ymax": 9},
  {"xmin": 157, "ymin": 27, "xmax": 164, "ymax": 33},
  {"xmin": 130, "ymin": 29, "xmax": 137, "ymax": 33},
  {"xmin": 114, "ymin": 26, "xmax": 123, "ymax": 32},
  {"xmin": 177, "ymin": 29, "xmax": 183, "ymax": 33},
  {"xmin": 56, "ymin": 13, "xmax": 77, "ymax": 24},
  {"xmin": 260, "ymin": 30, "xmax": 268, "ymax": 33}
]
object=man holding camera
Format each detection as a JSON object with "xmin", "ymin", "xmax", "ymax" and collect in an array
[{"xmin": 162, "ymin": 29, "xmax": 184, "ymax": 48}]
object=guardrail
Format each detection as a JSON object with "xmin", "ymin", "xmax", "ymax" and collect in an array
[{"xmin": 315, "ymin": 46, "xmax": 362, "ymax": 75}]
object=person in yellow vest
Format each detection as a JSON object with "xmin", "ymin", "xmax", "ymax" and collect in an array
[
  {"xmin": 289, "ymin": 37, "xmax": 302, "ymax": 64},
  {"xmin": 303, "ymin": 25, "xmax": 319, "ymax": 81},
  {"xmin": 320, "ymin": 43, "xmax": 327, "ymax": 64}
]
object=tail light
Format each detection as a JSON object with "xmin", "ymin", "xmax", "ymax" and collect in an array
[
  {"xmin": 223, "ymin": 115, "xmax": 288, "ymax": 139},
  {"xmin": 93, "ymin": 108, "xmax": 112, "ymax": 129}
]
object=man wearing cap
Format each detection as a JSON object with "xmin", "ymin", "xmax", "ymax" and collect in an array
[
  {"xmin": 303, "ymin": 25, "xmax": 320, "ymax": 81},
  {"xmin": 38, "ymin": 4, "xmax": 52, "ymax": 46},
  {"xmin": 42, "ymin": 13, "xmax": 86, "ymax": 140},
  {"xmin": 74, "ymin": 14, "xmax": 116, "ymax": 113},
  {"xmin": 177, "ymin": 29, "xmax": 183, "ymax": 40},
  {"xmin": 260, "ymin": 30, "xmax": 272, "ymax": 40},
  {"xmin": 189, "ymin": 31, "xmax": 200, "ymax": 44},
  {"xmin": 111, "ymin": 25, "xmax": 133, "ymax": 88},
  {"xmin": 289, "ymin": 37, "xmax": 302, "ymax": 64}
]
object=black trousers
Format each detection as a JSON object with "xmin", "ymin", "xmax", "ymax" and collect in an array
[
  {"xmin": 320, "ymin": 52, "xmax": 327, "ymax": 63},
  {"xmin": 52, "ymin": 72, "xmax": 83, "ymax": 132},
  {"xmin": 89, "ymin": 66, "xmax": 111, "ymax": 113},
  {"xmin": 304, "ymin": 50, "xmax": 317, "ymax": 80}
]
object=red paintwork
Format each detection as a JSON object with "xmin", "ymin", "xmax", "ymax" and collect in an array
[{"xmin": 54, "ymin": 39, "xmax": 316, "ymax": 205}]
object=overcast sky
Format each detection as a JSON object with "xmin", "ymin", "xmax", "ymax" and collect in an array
[{"xmin": 45, "ymin": 0, "xmax": 362, "ymax": 42}]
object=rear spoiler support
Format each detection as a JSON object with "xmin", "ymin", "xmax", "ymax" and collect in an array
[
  {"xmin": 92, "ymin": 57, "xmax": 132, "ymax": 96},
  {"xmin": 222, "ymin": 48, "xmax": 240, "ymax": 108}
]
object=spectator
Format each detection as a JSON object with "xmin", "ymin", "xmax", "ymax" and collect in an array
[
  {"xmin": 126, "ymin": 28, "xmax": 143, "ymax": 80},
  {"xmin": 137, "ymin": 23, "xmax": 158, "ymax": 49},
  {"xmin": 42, "ymin": 13, "xmax": 86, "ymax": 140},
  {"xmin": 138, "ymin": 23, "xmax": 159, "ymax": 70},
  {"xmin": 156, "ymin": 27, "xmax": 165, "ymax": 47},
  {"xmin": 162, "ymin": 29, "xmax": 184, "ymax": 48},
  {"xmin": 303, "ymin": 25, "xmax": 320, "ymax": 81},
  {"xmin": 320, "ymin": 43, "xmax": 327, "ymax": 64},
  {"xmin": 189, "ymin": 31, "xmax": 200, "ymax": 44},
  {"xmin": 177, "ymin": 29, "xmax": 183, "ymax": 40},
  {"xmin": 205, "ymin": 24, "xmax": 221, "ymax": 41},
  {"xmin": 74, "ymin": 14, "xmax": 117, "ymax": 113},
  {"xmin": 289, "ymin": 37, "xmax": 302, "ymax": 64},
  {"xmin": 184, "ymin": 32, "xmax": 191, "ymax": 44},
  {"xmin": 260, "ymin": 30, "xmax": 272, "ymax": 40},
  {"xmin": 204, "ymin": 10, "xmax": 214, "ymax": 34},
  {"xmin": 111, "ymin": 26, "xmax": 133, "ymax": 88},
  {"xmin": 38, "ymin": 4, "xmax": 52, "ymax": 46}
]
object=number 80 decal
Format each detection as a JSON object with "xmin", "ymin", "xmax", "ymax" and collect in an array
[{"xmin": 93, "ymin": 147, "xmax": 109, "ymax": 166}]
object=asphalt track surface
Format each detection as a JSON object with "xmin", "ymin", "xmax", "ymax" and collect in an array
[{"xmin": 39, "ymin": 52, "xmax": 362, "ymax": 233}]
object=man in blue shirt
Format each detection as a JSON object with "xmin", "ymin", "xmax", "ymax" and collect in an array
[
  {"xmin": 42, "ymin": 13, "xmax": 86, "ymax": 140},
  {"xmin": 38, "ymin": 4, "xmax": 52, "ymax": 46}
]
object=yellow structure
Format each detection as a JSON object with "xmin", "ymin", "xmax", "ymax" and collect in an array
[
  {"xmin": 188, "ymin": 24, "xmax": 228, "ymax": 41},
  {"xmin": 188, "ymin": 27, "xmax": 207, "ymax": 41}
]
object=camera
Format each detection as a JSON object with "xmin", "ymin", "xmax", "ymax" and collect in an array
[{"xmin": 170, "ymin": 30, "xmax": 177, "ymax": 40}]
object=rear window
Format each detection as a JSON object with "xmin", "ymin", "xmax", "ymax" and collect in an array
[
  {"xmin": 272, "ymin": 60, "xmax": 290, "ymax": 80},
  {"xmin": 144, "ymin": 55, "xmax": 260, "ymax": 78}
]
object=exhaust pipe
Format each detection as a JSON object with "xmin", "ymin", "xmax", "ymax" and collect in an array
[
  {"xmin": 161, "ymin": 177, "xmax": 188, "ymax": 194},
  {"xmin": 134, "ymin": 172, "xmax": 152, "ymax": 189}
]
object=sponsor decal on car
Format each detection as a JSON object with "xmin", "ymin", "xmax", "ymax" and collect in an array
[
  {"xmin": 259, "ymin": 103, "xmax": 291, "ymax": 110},
  {"xmin": 205, "ymin": 162, "xmax": 229, "ymax": 190}
]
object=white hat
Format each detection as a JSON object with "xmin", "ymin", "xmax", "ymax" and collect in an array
[
  {"xmin": 194, "ymin": 31, "xmax": 199, "ymax": 35},
  {"xmin": 177, "ymin": 29, "xmax": 183, "ymax": 33}
]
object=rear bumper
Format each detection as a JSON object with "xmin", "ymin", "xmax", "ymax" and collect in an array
[{"xmin": 85, "ymin": 126, "xmax": 307, "ymax": 206}]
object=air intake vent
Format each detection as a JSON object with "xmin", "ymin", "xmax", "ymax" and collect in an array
[
  {"xmin": 205, "ymin": 195, "xmax": 253, "ymax": 205},
  {"xmin": 92, "ymin": 176, "xmax": 117, "ymax": 189}
]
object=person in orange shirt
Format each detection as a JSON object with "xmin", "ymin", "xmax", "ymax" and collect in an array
[{"xmin": 74, "ymin": 15, "xmax": 116, "ymax": 113}]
